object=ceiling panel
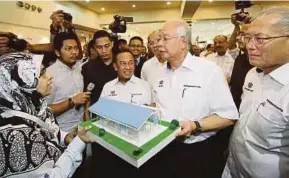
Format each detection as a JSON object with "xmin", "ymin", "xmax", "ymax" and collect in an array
[{"xmin": 74, "ymin": 1, "xmax": 181, "ymax": 14}]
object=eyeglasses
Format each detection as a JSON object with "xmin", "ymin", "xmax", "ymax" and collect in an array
[{"xmin": 242, "ymin": 34, "xmax": 289, "ymax": 46}]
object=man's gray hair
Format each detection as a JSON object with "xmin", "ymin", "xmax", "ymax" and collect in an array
[
  {"xmin": 252, "ymin": 7, "xmax": 289, "ymax": 34},
  {"xmin": 175, "ymin": 21, "xmax": 191, "ymax": 44}
]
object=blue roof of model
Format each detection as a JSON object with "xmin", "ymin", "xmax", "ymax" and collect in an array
[{"xmin": 89, "ymin": 97, "xmax": 155, "ymax": 130}]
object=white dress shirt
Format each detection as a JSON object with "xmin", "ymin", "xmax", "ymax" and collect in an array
[
  {"xmin": 152, "ymin": 52, "xmax": 239, "ymax": 144},
  {"xmin": 101, "ymin": 75, "xmax": 151, "ymax": 105},
  {"xmin": 207, "ymin": 51, "xmax": 235, "ymax": 78},
  {"xmin": 141, "ymin": 56, "xmax": 167, "ymax": 89},
  {"xmin": 222, "ymin": 63, "xmax": 289, "ymax": 178},
  {"xmin": 46, "ymin": 60, "xmax": 84, "ymax": 132}
]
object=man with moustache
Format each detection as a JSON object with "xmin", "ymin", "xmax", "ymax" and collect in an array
[
  {"xmin": 46, "ymin": 32, "xmax": 90, "ymax": 132},
  {"xmin": 222, "ymin": 7, "xmax": 289, "ymax": 178},
  {"xmin": 207, "ymin": 35, "xmax": 235, "ymax": 83},
  {"xmin": 82, "ymin": 30, "xmax": 117, "ymax": 108},
  {"xmin": 101, "ymin": 50, "xmax": 151, "ymax": 105},
  {"xmin": 141, "ymin": 30, "xmax": 167, "ymax": 89}
]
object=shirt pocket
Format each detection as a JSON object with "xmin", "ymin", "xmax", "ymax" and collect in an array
[
  {"xmin": 252, "ymin": 99, "xmax": 288, "ymax": 149},
  {"xmin": 181, "ymin": 86, "xmax": 206, "ymax": 120}
]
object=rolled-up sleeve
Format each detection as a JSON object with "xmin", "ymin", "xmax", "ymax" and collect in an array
[{"xmin": 209, "ymin": 67, "xmax": 239, "ymax": 120}]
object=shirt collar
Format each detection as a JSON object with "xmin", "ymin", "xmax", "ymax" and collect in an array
[
  {"xmin": 56, "ymin": 59, "xmax": 78, "ymax": 71},
  {"xmin": 269, "ymin": 62, "xmax": 289, "ymax": 86},
  {"xmin": 115, "ymin": 75, "xmax": 138, "ymax": 85},
  {"xmin": 166, "ymin": 52, "xmax": 196, "ymax": 72}
]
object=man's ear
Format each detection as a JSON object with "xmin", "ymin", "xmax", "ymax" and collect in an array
[
  {"xmin": 113, "ymin": 62, "xmax": 118, "ymax": 72},
  {"xmin": 181, "ymin": 36, "xmax": 189, "ymax": 50},
  {"xmin": 55, "ymin": 50, "xmax": 60, "ymax": 58}
]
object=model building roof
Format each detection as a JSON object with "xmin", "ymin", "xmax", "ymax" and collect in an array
[{"xmin": 89, "ymin": 97, "xmax": 155, "ymax": 130}]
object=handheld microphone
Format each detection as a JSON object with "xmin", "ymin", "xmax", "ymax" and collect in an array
[{"xmin": 75, "ymin": 82, "xmax": 95, "ymax": 110}]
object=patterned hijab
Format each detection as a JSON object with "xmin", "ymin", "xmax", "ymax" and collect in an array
[{"xmin": 0, "ymin": 52, "xmax": 63, "ymax": 177}]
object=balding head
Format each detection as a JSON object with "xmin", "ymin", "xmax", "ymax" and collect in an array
[
  {"xmin": 214, "ymin": 35, "xmax": 228, "ymax": 56},
  {"xmin": 148, "ymin": 30, "xmax": 162, "ymax": 59}
]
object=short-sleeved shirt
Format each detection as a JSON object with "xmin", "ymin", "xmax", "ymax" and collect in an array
[
  {"xmin": 223, "ymin": 63, "xmax": 289, "ymax": 178},
  {"xmin": 141, "ymin": 56, "xmax": 167, "ymax": 89},
  {"xmin": 101, "ymin": 75, "xmax": 151, "ymax": 105},
  {"xmin": 152, "ymin": 52, "xmax": 239, "ymax": 144},
  {"xmin": 46, "ymin": 60, "xmax": 84, "ymax": 132},
  {"xmin": 207, "ymin": 51, "xmax": 235, "ymax": 78},
  {"xmin": 81, "ymin": 59, "xmax": 117, "ymax": 105}
]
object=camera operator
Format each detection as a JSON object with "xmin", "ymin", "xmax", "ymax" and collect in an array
[
  {"xmin": 228, "ymin": 12, "xmax": 251, "ymax": 59},
  {"xmin": 229, "ymin": 12, "xmax": 253, "ymax": 109},
  {"xmin": 49, "ymin": 10, "xmax": 83, "ymax": 59}
]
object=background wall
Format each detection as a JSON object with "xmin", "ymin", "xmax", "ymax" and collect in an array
[{"xmin": 0, "ymin": 1, "xmax": 99, "ymax": 44}]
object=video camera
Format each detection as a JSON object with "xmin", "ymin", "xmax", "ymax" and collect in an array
[
  {"xmin": 234, "ymin": 1, "xmax": 252, "ymax": 23},
  {"xmin": 109, "ymin": 15, "xmax": 127, "ymax": 34},
  {"xmin": 0, "ymin": 33, "xmax": 27, "ymax": 51}
]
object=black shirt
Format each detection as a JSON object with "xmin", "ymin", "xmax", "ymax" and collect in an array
[
  {"xmin": 230, "ymin": 52, "xmax": 253, "ymax": 109},
  {"xmin": 82, "ymin": 59, "xmax": 117, "ymax": 105}
]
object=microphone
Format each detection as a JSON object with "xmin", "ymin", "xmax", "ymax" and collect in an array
[{"xmin": 75, "ymin": 82, "xmax": 95, "ymax": 110}]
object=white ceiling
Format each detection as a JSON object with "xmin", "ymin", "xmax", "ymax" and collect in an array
[{"xmin": 74, "ymin": 1, "xmax": 181, "ymax": 14}]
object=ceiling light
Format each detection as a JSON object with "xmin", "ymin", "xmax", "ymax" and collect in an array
[
  {"xmin": 208, "ymin": 0, "xmax": 213, "ymax": 2},
  {"xmin": 85, "ymin": 0, "xmax": 89, "ymax": 2},
  {"xmin": 101, "ymin": 7, "xmax": 105, "ymax": 11},
  {"xmin": 166, "ymin": 1, "xmax": 171, "ymax": 5},
  {"xmin": 132, "ymin": 4, "xmax": 136, "ymax": 8}
]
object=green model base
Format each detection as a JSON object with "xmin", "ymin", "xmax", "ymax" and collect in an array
[{"xmin": 79, "ymin": 119, "xmax": 179, "ymax": 160}]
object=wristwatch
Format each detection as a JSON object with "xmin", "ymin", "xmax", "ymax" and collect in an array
[
  {"xmin": 68, "ymin": 98, "xmax": 75, "ymax": 108},
  {"xmin": 193, "ymin": 121, "xmax": 202, "ymax": 134}
]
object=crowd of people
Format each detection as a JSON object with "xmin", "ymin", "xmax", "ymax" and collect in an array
[{"xmin": 0, "ymin": 6, "xmax": 289, "ymax": 178}]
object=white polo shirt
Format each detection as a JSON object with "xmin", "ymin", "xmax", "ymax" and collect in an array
[
  {"xmin": 46, "ymin": 60, "xmax": 84, "ymax": 132},
  {"xmin": 223, "ymin": 63, "xmax": 289, "ymax": 178},
  {"xmin": 141, "ymin": 56, "xmax": 167, "ymax": 89},
  {"xmin": 152, "ymin": 52, "xmax": 239, "ymax": 144},
  {"xmin": 101, "ymin": 75, "xmax": 151, "ymax": 105},
  {"xmin": 207, "ymin": 51, "xmax": 235, "ymax": 78}
]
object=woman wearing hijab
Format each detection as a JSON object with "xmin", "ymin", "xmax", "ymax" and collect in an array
[{"xmin": 0, "ymin": 52, "xmax": 92, "ymax": 178}]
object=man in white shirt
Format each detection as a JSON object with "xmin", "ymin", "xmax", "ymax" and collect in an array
[
  {"xmin": 101, "ymin": 50, "xmax": 151, "ymax": 105},
  {"xmin": 222, "ymin": 7, "xmax": 289, "ymax": 178},
  {"xmin": 152, "ymin": 20, "xmax": 238, "ymax": 178},
  {"xmin": 207, "ymin": 35, "xmax": 235, "ymax": 83},
  {"xmin": 141, "ymin": 30, "xmax": 167, "ymax": 89},
  {"xmin": 46, "ymin": 32, "xmax": 90, "ymax": 132}
]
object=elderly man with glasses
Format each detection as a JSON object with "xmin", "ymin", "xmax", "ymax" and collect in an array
[
  {"xmin": 222, "ymin": 7, "xmax": 289, "ymax": 178},
  {"xmin": 150, "ymin": 20, "xmax": 239, "ymax": 178}
]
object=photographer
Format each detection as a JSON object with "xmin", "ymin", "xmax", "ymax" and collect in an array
[
  {"xmin": 229, "ymin": 12, "xmax": 253, "ymax": 109},
  {"xmin": 49, "ymin": 10, "xmax": 83, "ymax": 60},
  {"xmin": 228, "ymin": 12, "xmax": 251, "ymax": 59}
]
